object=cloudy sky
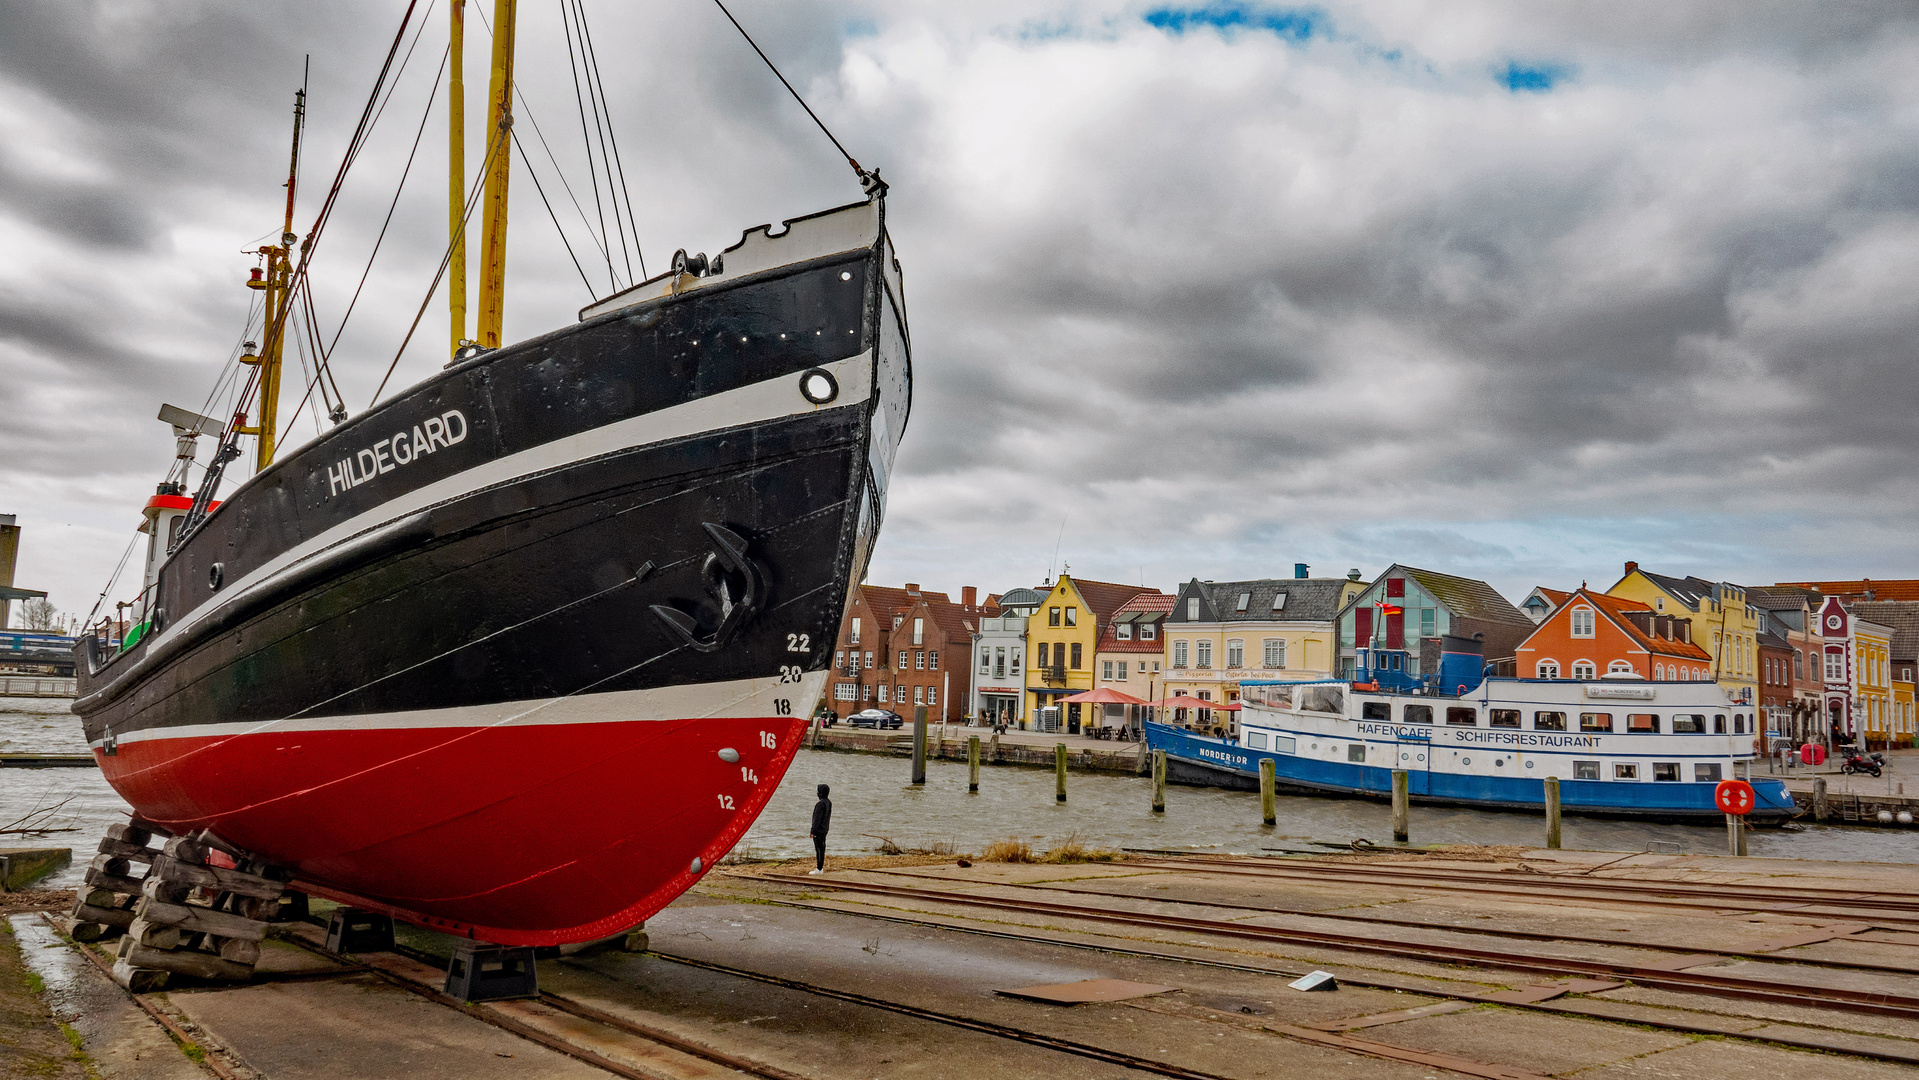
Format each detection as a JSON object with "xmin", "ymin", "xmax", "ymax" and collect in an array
[{"xmin": 3, "ymin": 1, "xmax": 1917, "ymax": 620}]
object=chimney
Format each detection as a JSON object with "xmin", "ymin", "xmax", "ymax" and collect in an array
[
  {"xmin": 1624, "ymin": 560, "xmax": 1639, "ymax": 577},
  {"xmin": 961, "ymin": 586, "xmax": 977, "ymax": 608},
  {"xmin": 1294, "ymin": 563, "xmax": 1310, "ymax": 579},
  {"xmin": 905, "ymin": 583, "xmax": 920, "ymax": 595}
]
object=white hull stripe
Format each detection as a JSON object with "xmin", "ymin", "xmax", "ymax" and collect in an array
[
  {"xmin": 96, "ymin": 671, "xmax": 829, "ymax": 750},
  {"xmin": 148, "ymin": 353, "xmax": 874, "ymax": 656}
]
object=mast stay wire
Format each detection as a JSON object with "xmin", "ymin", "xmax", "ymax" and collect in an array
[
  {"xmin": 707, "ymin": 0, "xmax": 874, "ymax": 186},
  {"xmin": 559, "ymin": 0, "xmax": 618, "ymax": 292},
  {"xmin": 573, "ymin": 2, "xmax": 644, "ymax": 280},
  {"xmin": 513, "ymin": 136, "xmax": 598, "ymax": 296},
  {"xmin": 570, "ymin": 0, "xmax": 632, "ymax": 289}
]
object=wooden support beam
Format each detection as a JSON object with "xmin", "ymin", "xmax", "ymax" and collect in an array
[
  {"xmin": 147, "ymin": 854, "xmax": 285, "ymax": 899},
  {"xmin": 71, "ymin": 902, "xmax": 136, "ymax": 928},
  {"xmin": 120, "ymin": 942, "xmax": 255, "ymax": 982},
  {"xmin": 133, "ymin": 897, "xmax": 267, "ymax": 941}
]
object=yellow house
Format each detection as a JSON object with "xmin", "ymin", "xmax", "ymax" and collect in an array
[
  {"xmin": 1608, "ymin": 563, "xmax": 1757, "ymax": 706},
  {"xmin": 1161, "ymin": 575, "xmax": 1367, "ymax": 731},
  {"xmin": 1025, "ymin": 573, "xmax": 1155, "ymax": 734},
  {"xmin": 1854, "ymin": 618, "xmax": 1895, "ymax": 746}
]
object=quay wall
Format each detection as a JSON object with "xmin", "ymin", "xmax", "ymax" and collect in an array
[{"xmin": 811, "ymin": 726, "xmax": 1145, "ymax": 774}]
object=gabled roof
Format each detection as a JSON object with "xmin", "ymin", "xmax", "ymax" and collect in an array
[
  {"xmin": 1546, "ymin": 589, "xmax": 1712, "ymax": 662},
  {"xmin": 1058, "ymin": 576, "xmax": 1161, "ymax": 622},
  {"xmin": 1396, "ymin": 566, "xmax": 1531, "ymax": 626},
  {"xmin": 1846, "ymin": 601, "xmax": 1919, "ymax": 661},
  {"xmin": 1747, "ymin": 585, "xmax": 1821, "ymax": 610},
  {"xmin": 1635, "ymin": 570, "xmax": 1710, "ymax": 612},
  {"xmin": 1781, "ymin": 579, "xmax": 1919, "ymax": 602},
  {"xmin": 1756, "ymin": 629, "xmax": 1794, "ymax": 652},
  {"xmin": 1172, "ymin": 578, "xmax": 1356, "ymax": 623}
]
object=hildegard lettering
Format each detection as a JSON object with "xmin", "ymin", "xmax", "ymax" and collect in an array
[{"xmin": 325, "ymin": 409, "xmax": 467, "ymax": 496}]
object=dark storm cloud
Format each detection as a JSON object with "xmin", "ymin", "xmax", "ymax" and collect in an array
[{"xmin": 5, "ymin": 0, "xmax": 1919, "ymax": 613}]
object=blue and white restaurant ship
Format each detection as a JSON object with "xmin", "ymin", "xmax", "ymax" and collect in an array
[{"xmin": 1145, "ymin": 652, "xmax": 1800, "ymax": 824}]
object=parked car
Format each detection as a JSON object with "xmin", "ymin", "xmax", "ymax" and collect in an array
[{"xmin": 848, "ymin": 708, "xmax": 904, "ymax": 730}]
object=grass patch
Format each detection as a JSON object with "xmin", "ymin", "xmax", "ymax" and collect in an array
[{"xmin": 979, "ymin": 839, "xmax": 1036, "ymax": 863}]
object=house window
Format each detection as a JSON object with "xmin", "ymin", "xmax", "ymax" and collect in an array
[
  {"xmin": 1070, "ymin": 642, "xmax": 1083, "ymax": 669},
  {"xmin": 1825, "ymin": 651, "xmax": 1843, "ymax": 681},
  {"xmin": 1226, "ymin": 640, "xmax": 1244, "ymax": 668},
  {"xmin": 915, "ymin": 651, "xmax": 925, "ymax": 669},
  {"xmin": 1627, "ymin": 713, "xmax": 1660, "ymax": 733},
  {"xmin": 1272, "ymin": 593, "xmax": 1287, "ymax": 612},
  {"xmin": 1654, "ymin": 664, "xmax": 1665, "ymax": 681},
  {"xmin": 1534, "ymin": 711, "xmax": 1567, "ymax": 731},
  {"xmin": 1572, "ymin": 661, "xmax": 1595, "ymax": 680},
  {"xmin": 1037, "ymin": 642, "xmax": 1050, "ymax": 667},
  {"xmin": 863, "ymin": 685, "xmax": 872, "ymax": 700},
  {"xmin": 1103, "ymin": 660, "xmax": 1114, "ymax": 680},
  {"xmin": 898, "ymin": 650, "xmax": 908, "ymax": 669},
  {"xmin": 1404, "ymin": 705, "xmax": 1433, "ymax": 723},
  {"xmin": 913, "ymin": 617, "xmax": 924, "ymax": 645},
  {"xmin": 1118, "ymin": 661, "xmax": 1128, "ymax": 680},
  {"xmin": 1050, "ymin": 607, "xmax": 1061, "ymax": 627},
  {"xmin": 1614, "ymin": 762, "xmax": 1638, "ymax": 780},
  {"xmin": 864, "ymin": 651, "xmax": 873, "ymax": 668},
  {"xmin": 851, "ymin": 617, "xmax": 861, "ymax": 644},
  {"xmin": 1264, "ymin": 639, "xmax": 1284, "ymax": 668},
  {"xmin": 1570, "ymin": 607, "xmax": 1595, "ymax": 637},
  {"xmin": 981, "ymin": 650, "xmax": 991, "ymax": 674},
  {"xmin": 1537, "ymin": 661, "xmax": 1560, "ymax": 679},
  {"xmin": 1580, "ymin": 712, "xmax": 1613, "ymax": 732},
  {"xmin": 1653, "ymin": 762, "xmax": 1680, "ymax": 782},
  {"xmin": 1446, "ymin": 707, "xmax": 1477, "ymax": 726},
  {"xmin": 1420, "ymin": 608, "xmax": 1436, "ymax": 638},
  {"xmin": 1794, "ymin": 651, "xmax": 1804, "ymax": 678},
  {"xmin": 1236, "ymin": 592, "xmax": 1251, "ymax": 612},
  {"xmin": 995, "ymin": 647, "xmax": 1007, "ymax": 677},
  {"xmin": 1196, "ymin": 641, "xmax": 1212, "ymax": 668},
  {"xmin": 1608, "ymin": 661, "xmax": 1634, "ymax": 675},
  {"xmin": 878, "ymin": 685, "xmax": 889, "ymax": 703},
  {"xmin": 927, "ymin": 686, "xmax": 936, "ymax": 705},
  {"xmin": 835, "ymin": 683, "xmax": 856, "ymax": 701},
  {"xmin": 1117, "ymin": 623, "xmax": 1132, "ymax": 640},
  {"xmin": 1672, "ymin": 714, "xmax": 1705, "ymax": 733},
  {"xmin": 1141, "ymin": 623, "xmax": 1156, "ymax": 641},
  {"xmin": 1010, "ymin": 650, "xmax": 1021, "ymax": 674},
  {"xmin": 929, "ymin": 650, "xmax": 938, "ymax": 670},
  {"xmin": 1187, "ymin": 598, "xmax": 1199, "ymax": 620},
  {"xmin": 1151, "ymin": 661, "xmax": 1160, "ymax": 672},
  {"xmin": 1490, "ymin": 709, "xmax": 1521, "ymax": 728},
  {"xmin": 1655, "ymin": 596, "xmax": 1664, "ymax": 612},
  {"xmin": 1695, "ymin": 763, "xmax": 1722, "ymax": 782},
  {"xmin": 836, "ymin": 650, "xmax": 845, "ymax": 669},
  {"xmin": 914, "ymin": 686, "xmax": 924, "ymax": 705},
  {"xmin": 1064, "ymin": 607, "xmax": 1077, "ymax": 626},
  {"xmin": 1573, "ymin": 760, "xmax": 1601, "ymax": 780}
]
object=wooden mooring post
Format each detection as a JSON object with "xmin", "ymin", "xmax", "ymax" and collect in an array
[
  {"xmin": 1391, "ymin": 770, "xmax": 1410, "ymax": 843},
  {"xmin": 1544, "ymin": 777, "xmax": 1562, "ymax": 850},
  {"xmin": 1259, "ymin": 759, "xmax": 1276, "ymax": 826},
  {"xmin": 1813, "ymin": 777, "xmax": 1829, "ymax": 822},
  {"xmin": 1055, "ymin": 743, "xmax": 1068, "ymax": 803},
  {"xmin": 1151, "ymin": 749, "xmax": 1167, "ymax": 813},
  {"xmin": 968, "ymin": 736, "xmax": 980, "ymax": 793},
  {"xmin": 912, "ymin": 707, "xmax": 927, "ymax": 785}
]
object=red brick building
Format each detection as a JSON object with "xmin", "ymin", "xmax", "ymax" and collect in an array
[{"xmin": 828, "ymin": 583, "xmax": 985, "ymax": 724}]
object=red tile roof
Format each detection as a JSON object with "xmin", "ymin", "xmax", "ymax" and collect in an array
[
  {"xmin": 1064, "ymin": 576, "xmax": 1163, "ymax": 620},
  {"xmin": 1778, "ymin": 579, "xmax": 1919, "ymax": 602},
  {"xmin": 1579, "ymin": 589, "xmax": 1711, "ymax": 661}
]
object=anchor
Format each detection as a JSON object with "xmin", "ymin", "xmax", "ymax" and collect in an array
[{"xmin": 650, "ymin": 523, "xmax": 765, "ymax": 653}]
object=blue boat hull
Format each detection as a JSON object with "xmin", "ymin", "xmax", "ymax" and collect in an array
[{"xmin": 1146, "ymin": 721, "xmax": 1800, "ymax": 824}]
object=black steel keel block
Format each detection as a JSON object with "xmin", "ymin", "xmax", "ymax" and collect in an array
[
  {"xmin": 324, "ymin": 908, "xmax": 396, "ymax": 953},
  {"xmin": 445, "ymin": 943, "xmax": 539, "ymax": 1002},
  {"xmin": 272, "ymin": 890, "xmax": 311, "ymax": 923}
]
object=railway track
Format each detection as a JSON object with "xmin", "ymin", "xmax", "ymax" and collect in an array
[
  {"xmin": 761, "ymin": 873, "xmax": 1919, "ymax": 1021},
  {"xmin": 852, "ymin": 866, "xmax": 1919, "ymax": 975},
  {"xmin": 1123, "ymin": 857, "xmax": 1919, "ymax": 927}
]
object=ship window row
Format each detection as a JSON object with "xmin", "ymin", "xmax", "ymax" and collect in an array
[
  {"xmin": 1357, "ymin": 701, "xmax": 1748, "ymax": 733},
  {"xmin": 1573, "ymin": 760, "xmax": 1723, "ymax": 782},
  {"xmin": 1243, "ymin": 731, "xmax": 1297, "ymax": 753}
]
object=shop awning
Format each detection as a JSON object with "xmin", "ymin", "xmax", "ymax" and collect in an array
[{"xmin": 1060, "ymin": 687, "xmax": 1150, "ymax": 706}]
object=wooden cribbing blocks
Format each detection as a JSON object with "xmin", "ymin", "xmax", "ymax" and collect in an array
[
  {"xmin": 84, "ymin": 823, "xmax": 288, "ymax": 989},
  {"xmin": 70, "ymin": 821, "xmax": 165, "ymax": 943}
]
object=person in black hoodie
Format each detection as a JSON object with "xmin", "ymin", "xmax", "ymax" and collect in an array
[{"xmin": 809, "ymin": 784, "xmax": 832, "ymax": 875}]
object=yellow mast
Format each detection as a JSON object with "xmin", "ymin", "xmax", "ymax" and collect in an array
[
  {"xmin": 476, "ymin": 0, "xmax": 516, "ymax": 349},
  {"xmin": 448, "ymin": 0, "xmax": 468, "ymax": 358},
  {"xmin": 242, "ymin": 87, "xmax": 306, "ymax": 471}
]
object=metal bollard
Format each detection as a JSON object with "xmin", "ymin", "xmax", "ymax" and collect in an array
[
  {"xmin": 1544, "ymin": 776, "xmax": 1562, "ymax": 850},
  {"xmin": 1259, "ymin": 758, "xmax": 1276, "ymax": 826},
  {"xmin": 968, "ymin": 736, "xmax": 980, "ymax": 793},
  {"xmin": 1152, "ymin": 749, "xmax": 1166, "ymax": 813},
  {"xmin": 1055, "ymin": 743, "xmax": 1068, "ymax": 803},
  {"xmin": 1391, "ymin": 770, "xmax": 1410, "ymax": 843},
  {"xmin": 1726, "ymin": 813, "xmax": 1747, "ymax": 857},
  {"xmin": 912, "ymin": 707, "xmax": 927, "ymax": 785}
]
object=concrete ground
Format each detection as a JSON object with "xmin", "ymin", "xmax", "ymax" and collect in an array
[{"xmin": 9, "ymin": 847, "xmax": 1919, "ymax": 1079}]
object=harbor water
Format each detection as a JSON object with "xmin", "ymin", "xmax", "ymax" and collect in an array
[{"xmin": 5, "ymin": 696, "xmax": 1915, "ymax": 891}]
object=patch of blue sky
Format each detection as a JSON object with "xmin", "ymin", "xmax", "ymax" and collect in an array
[
  {"xmin": 1498, "ymin": 60, "xmax": 1574, "ymax": 93},
  {"xmin": 841, "ymin": 17, "xmax": 878, "ymax": 38},
  {"xmin": 1143, "ymin": 3, "xmax": 1328, "ymax": 44}
]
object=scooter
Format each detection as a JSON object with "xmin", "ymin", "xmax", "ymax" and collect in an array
[{"xmin": 1841, "ymin": 751, "xmax": 1883, "ymax": 778}]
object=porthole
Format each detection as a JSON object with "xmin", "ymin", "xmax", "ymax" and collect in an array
[
  {"xmin": 840, "ymin": 270, "xmax": 853, "ymax": 281},
  {"xmin": 799, "ymin": 368, "xmax": 839, "ymax": 405},
  {"xmin": 208, "ymin": 562, "xmax": 225, "ymax": 590},
  {"xmin": 1417, "ymin": 754, "xmax": 1426, "ymax": 762},
  {"xmin": 1462, "ymin": 757, "xmax": 1471, "ymax": 765},
  {"xmin": 1400, "ymin": 753, "xmax": 1409, "ymax": 761},
  {"xmin": 1495, "ymin": 759, "xmax": 1505, "ymax": 767},
  {"xmin": 1525, "ymin": 760, "xmax": 1535, "ymax": 769}
]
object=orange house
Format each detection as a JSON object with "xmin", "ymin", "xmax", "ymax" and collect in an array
[{"xmin": 1515, "ymin": 588, "xmax": 1714, "ymax": 681}]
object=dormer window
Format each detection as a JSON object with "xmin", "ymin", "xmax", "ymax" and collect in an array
[
  {"xmin": 1186, "ymin": 598, "xmax": 1199, "ymax": 620},
  {"xmin": 1141, "ymin": 623, "xmax": 1157, "ymax": 641},
  {"xmin": 1117, "ymin": 624, "xmax": 1132, "ymax": 640}
]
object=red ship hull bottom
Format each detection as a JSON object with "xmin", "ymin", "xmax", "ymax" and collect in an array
[{"xmin": 95, "ymin": 681, "xmax": 817, "ymax": 946}]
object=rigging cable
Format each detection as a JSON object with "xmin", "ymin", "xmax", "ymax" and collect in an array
[
  {"xmin": 573, "ymin": 1, "xmax": 644, "ymax": 278},
  {"xmin": 708, "ymin": 0, "xmax": 873, "ymax": 186},
  {"xmin": 570, "ymin": 0, "xmax": 632, "ymax": 287},
  {"xmin": 559, "ymin": 0, "xmax": 617, "ymax": 291},
  {"xmin": 514, "ymin": 135, "xmax": 598, "ymax": 296}
]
